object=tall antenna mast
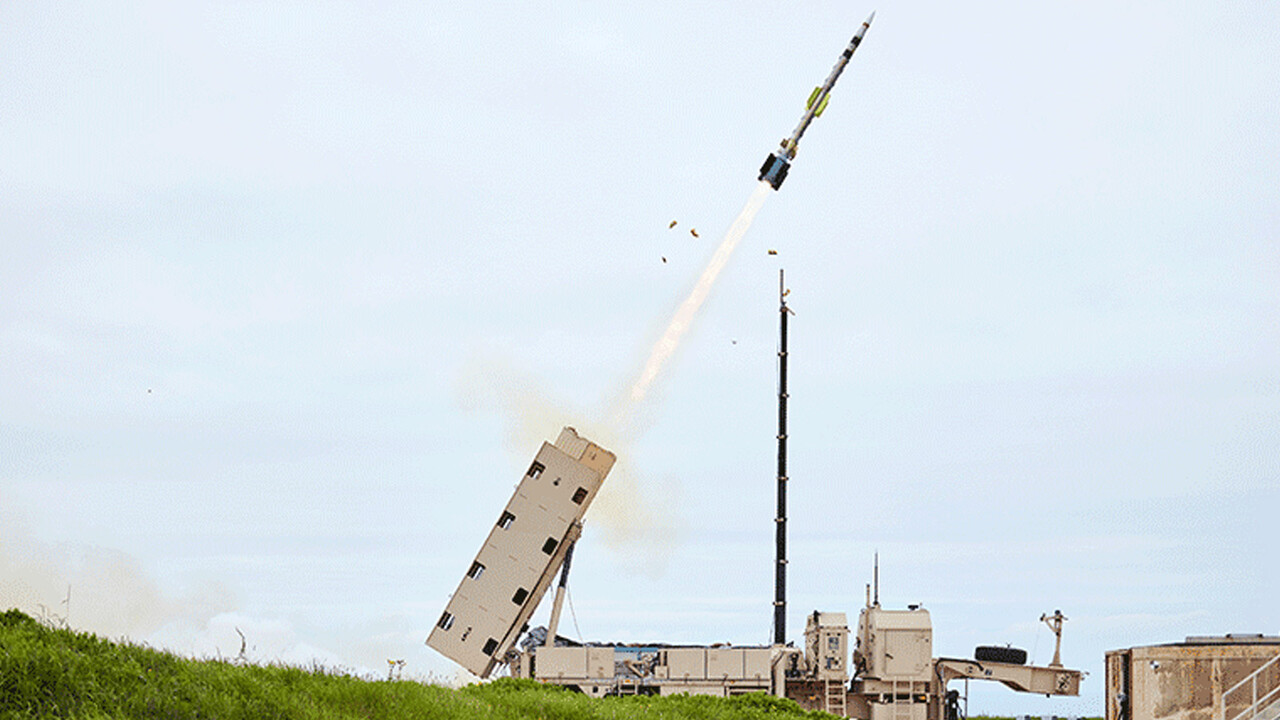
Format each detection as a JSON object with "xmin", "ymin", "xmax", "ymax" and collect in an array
[
  {"xmin": 874, "ymin": 552, "xmax": 880, "ymax": 607},
  {"xmin": 774, "ymin": 269, "xmax": 793, "ymax": 645}
]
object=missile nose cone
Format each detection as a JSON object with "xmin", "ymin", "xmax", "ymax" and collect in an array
[{"xmin": 866, "ymin": 10, "xmax": 876, "ymax": 25}]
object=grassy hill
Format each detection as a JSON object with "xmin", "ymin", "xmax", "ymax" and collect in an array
[{"xmin": 0, "ymin": 609, "xmax": 840, "ymax": 719}]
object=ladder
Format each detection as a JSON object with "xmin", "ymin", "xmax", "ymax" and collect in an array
[{"xmin": 824, "ymin": 678, "xmax": 847, "ymax": 717}]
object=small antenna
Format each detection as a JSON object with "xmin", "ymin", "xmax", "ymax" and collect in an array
[
  {"xmin": 873, "ymin": 552, "xmax": 880, "ymax": 607},
  {"xmin": 1041, "ymin": 610, "xmax": 1067, "ymax": 667}
]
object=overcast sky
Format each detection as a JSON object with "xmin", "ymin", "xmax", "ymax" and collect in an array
[{"xmin": 2, "ymin": 1, "xmax": 1277, "ymax": 714}]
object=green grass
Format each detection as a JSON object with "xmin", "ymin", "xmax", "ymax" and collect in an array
[{"xmin": 0, "ymin": 609, "xmax": 839, "ymax": 719}]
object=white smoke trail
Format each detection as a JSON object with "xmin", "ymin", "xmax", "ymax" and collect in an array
[
  {"xmin": 625, "ymin": 181, "xmax": 773, "ymax": 408},
  {"xmin": 456, "ymin": 181, "xmax": 772, "ymax": 575}
]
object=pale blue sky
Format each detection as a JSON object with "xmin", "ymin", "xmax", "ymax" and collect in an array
[{"xmin": 2, "ymin": 1, "xmax": 1277, "ymax": 714}]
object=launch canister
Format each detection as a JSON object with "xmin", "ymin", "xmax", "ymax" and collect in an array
[{"xmin": 758, "ymin": 11, "xmax": 875, "ymax": 191}]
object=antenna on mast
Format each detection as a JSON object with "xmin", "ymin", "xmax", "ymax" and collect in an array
[
  {"xmin": 874, "ymin": 552, "xmax": 880, "ymax": 607},
  {"xmin": 773, "ymin": 269, "xmax": 793, "ymax": 646}
]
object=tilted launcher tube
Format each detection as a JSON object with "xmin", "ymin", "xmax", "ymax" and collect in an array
[{"xmin": 426, "ymin": 428, "xmax": 616, "ymax": 678}]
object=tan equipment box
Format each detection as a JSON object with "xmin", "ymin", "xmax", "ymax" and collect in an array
[
  {"xmin": 806, "ymin": 611, "xmax": 851, "ymax": 681},
  {"xmin": 856, "ymin": 606, "xmax": 932, "ymax": 682}
]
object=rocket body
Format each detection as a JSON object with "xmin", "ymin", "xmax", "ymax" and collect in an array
[{"xmin": 758, "ymin": 12, "xmax": 874, "ymax": 190}]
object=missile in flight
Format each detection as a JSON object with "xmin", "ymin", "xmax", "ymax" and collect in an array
[{"xmin": 758, "ymin": 11, "xmax": 875, "ymax": 191}]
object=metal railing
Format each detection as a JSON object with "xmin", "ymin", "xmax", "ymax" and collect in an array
[{"xmin": 1225, "ymin": 653, "xmax": 1280, "ymax": 720}]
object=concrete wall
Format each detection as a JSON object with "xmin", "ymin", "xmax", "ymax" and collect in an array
[{"xmin": 1106, "ymin": 641, "xmax": 1280, "ymax": 720}]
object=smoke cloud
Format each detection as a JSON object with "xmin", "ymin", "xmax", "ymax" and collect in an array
[
  {"xmin": 0, "ymin": 503, "xmax": 234, "ymax": 641},
  {"xmin": 455, "ymin": 354, "xmax": 684, "ymax": 575},
  {"xmin": 0, "ymin": 500, "xmax": 403, "ymax": 677}
]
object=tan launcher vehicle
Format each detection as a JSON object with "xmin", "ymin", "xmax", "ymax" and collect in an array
[{"xmin": 426, "ymin": 427, "xmax": 1082, "ymax": 719}]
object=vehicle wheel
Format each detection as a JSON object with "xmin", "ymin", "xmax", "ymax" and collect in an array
[{"xmin": 975, "ymin": 645, "xmax": 1027, "ymax": 665}]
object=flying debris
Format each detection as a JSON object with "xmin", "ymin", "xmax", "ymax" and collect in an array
[
  {"xmin": 690, "ymin": 228, "xmax": 699, "ymax": 238},
  {"xmin": 768, "ymin": 249, "xmax": 778, "ymax": 255},
  {"xmin": 758, "ymin": 11, "xmax": 875, "ymax": 191},
  {"xmin": 669, "ymin": 220, "xmax": 678, "ymax": 229},
  {"xmin": 662, "ymin": 256, "xmax": 668, "ymax": 263}
]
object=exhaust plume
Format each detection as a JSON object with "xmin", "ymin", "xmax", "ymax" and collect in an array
[{"xmin": 618, "ymin": 181, "xmax": 772, "ymax": 419}]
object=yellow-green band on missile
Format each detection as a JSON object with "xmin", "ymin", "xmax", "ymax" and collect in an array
[{"xmin": 806, "ymin": 87, "xmax": 831, "ymax": 117}]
